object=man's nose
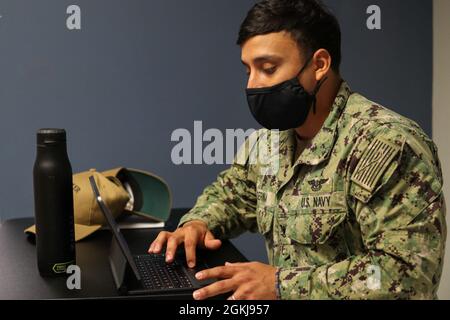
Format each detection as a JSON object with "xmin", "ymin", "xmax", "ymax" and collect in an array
[{"xmin": 247, "ymin": 76, "xmax": 263, "ymax": 90}]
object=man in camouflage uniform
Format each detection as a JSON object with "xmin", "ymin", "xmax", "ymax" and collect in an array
[{"xmin": 149, "ymin": 0, "xmax": 446, "ymax": 300}]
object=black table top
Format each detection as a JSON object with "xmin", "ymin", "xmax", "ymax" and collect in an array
[{"xmin": 0, "ymin": 209, "xmax": 248, "ymax": 300}]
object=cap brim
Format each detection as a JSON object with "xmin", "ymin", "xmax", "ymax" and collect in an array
[
  {"xmin": 24, "ymin": 224, "xmax": 102, "ymax": 242},
  {"xmin": 122, "ymin": 168, "xmax": 172, "ymax": 222}
]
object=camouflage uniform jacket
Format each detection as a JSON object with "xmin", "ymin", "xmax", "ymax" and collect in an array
[{"xmin": 179, "ymin": 81, "xmax": 447, "ymax": 300}]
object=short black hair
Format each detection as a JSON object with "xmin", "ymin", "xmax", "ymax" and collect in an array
[{"xmin": 237, "ymin": 0, "xmax": 342, "ymax": 72}]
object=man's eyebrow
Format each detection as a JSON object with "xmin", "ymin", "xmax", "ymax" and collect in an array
[{"xmin": 241, "ymin": 55, "xmax": 282, "ymax": 66}]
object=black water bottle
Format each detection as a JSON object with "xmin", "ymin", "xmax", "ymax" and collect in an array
[{"xmin": 33, "ymin": 129, "xmax": 76, "ymax": 277}]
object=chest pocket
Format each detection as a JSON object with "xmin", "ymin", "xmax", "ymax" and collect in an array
[
  {"xmin": 285, "ymin": 175, "xmax": 348, "ymax": 245},
  {"xmin": 257, "ymin": 206, "xmax": 275, "ymax": 236}
]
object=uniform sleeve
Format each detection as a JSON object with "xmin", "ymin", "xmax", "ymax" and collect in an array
[
  {"xmin": 278, "ymin": 128, "xmax": 447, "ymax": 300},
  {"xmin": 178, "ymin": 132, "xmax": 260, "ymax": 239}
]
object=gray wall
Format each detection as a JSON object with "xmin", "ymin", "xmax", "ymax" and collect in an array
[
  {"xmin": 433, "ymin": 0, "xmax": 450, "ymax": 300},
  {"xmin": 0, "ymin": 0, "xmax": 432, "ymax": 265}
]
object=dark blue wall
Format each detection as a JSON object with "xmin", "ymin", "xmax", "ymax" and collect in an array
[{"xmin": 0, "ymin": 0, "xmax": 432, "ymax": 262}]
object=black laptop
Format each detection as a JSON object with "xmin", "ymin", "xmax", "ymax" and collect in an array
[{"xmin": 89, "ymin": 176, "xmax": 214, "ymax": 296}]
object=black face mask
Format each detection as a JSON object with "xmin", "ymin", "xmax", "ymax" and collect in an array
[{"xmin": 246, "ymin": 57, "xmax": 327, "ymax": 131}]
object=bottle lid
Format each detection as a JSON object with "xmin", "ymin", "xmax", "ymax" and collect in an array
[{"xmin": 37, "ymin": 128, "xmax": 67, "ymax": 145}]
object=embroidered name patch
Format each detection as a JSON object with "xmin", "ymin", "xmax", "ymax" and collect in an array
[
  {"xmin": 351, "ymin": 136, "xmax": 401, "ymax": 192},
  {"xmin": 297, "ymin": 191, "xmax": 346, "ymax": 211}
]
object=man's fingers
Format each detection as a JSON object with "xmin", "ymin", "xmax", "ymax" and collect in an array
[
  {"xmin": 195, "ymin": 265, "xmax": 238, "ymax": 280},
  {"xmin": 165, "ymin": 235, "xmax": 182, "ymax": 263},
  {"xmin": 204, "ymin": 239, "xmax": 222, "ymax": 250},
  {"xmin": 165, "ymin": 235, "xmax": 182, "ymax": 262},
  {"xmin": 204, "ymin": 231, "xmax": 215, "ymax": 241},
  {"xmin": 184, "ymin": 232, "xmax": 198, "ymax": 268},
  {"xmin": 225, "ymin": 262, "xmax": 248, "ymax": 267},
  {"xmin": 204, "ymin": 231, "xmax": 222, "ymax": 250},
  {"xmin": 193, "ymin": 279, "xmax": 236, "ymax": 300},
  {"xmin": 148, "ymin": 231, "xmax": 170, "ymax": 253},
  {"xmin": 227, "ymin": 285, "xmax": 250, "ymax": 301}
]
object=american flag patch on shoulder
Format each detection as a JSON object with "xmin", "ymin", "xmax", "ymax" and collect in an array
[{"xmin": 351, "ymin": 136, "xmax": 401, "ymax": 192}]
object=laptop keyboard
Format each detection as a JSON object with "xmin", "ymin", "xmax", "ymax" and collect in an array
[{"xmin": 134, "ymin": 254, "xmax": 194, "ymax": 291}]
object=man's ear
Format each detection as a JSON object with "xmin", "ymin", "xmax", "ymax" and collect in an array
[{"xmin": 312, "ymin": 49, "xmax": 332, "ymax": 81}]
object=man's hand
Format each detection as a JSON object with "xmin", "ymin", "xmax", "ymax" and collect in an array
[
  {"xmin": 148, "ymin": 220, "xmax": 222, "ymax": 268},
  {"xmin": 192, "ymin": 262, "xmax": 278, "ymax": 300}
]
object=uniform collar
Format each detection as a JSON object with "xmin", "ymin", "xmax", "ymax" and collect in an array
[{"xmin": 279, "ymin": 81, "xmax": 352, "ymax": 168}]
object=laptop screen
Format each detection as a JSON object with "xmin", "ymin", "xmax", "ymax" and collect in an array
[{"xmin": 89, "ymin": 176, "xmax": 142, "ymax": 282}]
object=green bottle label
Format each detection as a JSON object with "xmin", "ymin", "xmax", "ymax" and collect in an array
[{"xmin": 52, "ymin": 260, "xmax": 75, "ymax": 274}]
